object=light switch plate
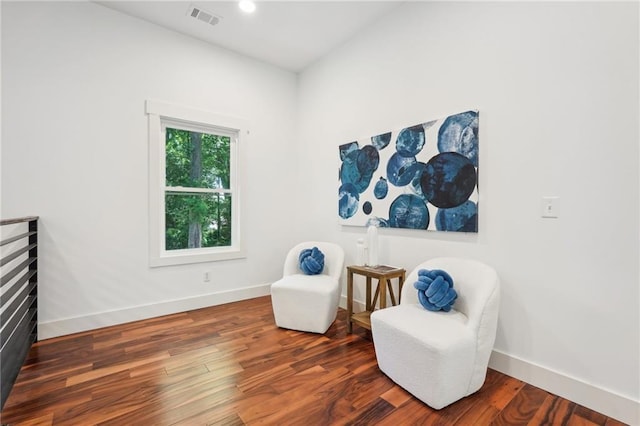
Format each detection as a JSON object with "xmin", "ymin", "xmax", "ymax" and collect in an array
[{"xmin": 541, "ymin": 196, "xmax": 559, "ymax": 218}]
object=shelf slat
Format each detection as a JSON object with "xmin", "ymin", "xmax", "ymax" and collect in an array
[
  {"xmin": 0, "ymin": 243, "xmax": 37, "ymax": 267},
  {"xmin": 0, "ymin": 231, "xmax": 37, "ymax": 247},
  {"xmin": 0, "ymin": 257, "xmax": 37, "ymax": 288}
]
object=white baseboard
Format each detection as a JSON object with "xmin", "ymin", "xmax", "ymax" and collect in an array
[
  {"xmin": 340, "ymin": 295, "xmax": 639, "ymax": 425},
  {"xmin": 339, "ymin": 294, "xmax": 366, "ymax": 312},
  {"xmin": 38, "ymin": 283, "xmax": 272, "ymax": 340}
]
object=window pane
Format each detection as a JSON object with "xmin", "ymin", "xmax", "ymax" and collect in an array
[
  {"xmin": 165, "ymin": 127, "xmax": 231, "ymax": 189},
  {"xmin": 165, "ymin": 193, "xmax": 232, "ymax": 250}
]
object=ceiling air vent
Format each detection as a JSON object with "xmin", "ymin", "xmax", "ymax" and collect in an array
[{"xmin": 187, "ymin": 4, "xmax": 222, "ymax": 26}]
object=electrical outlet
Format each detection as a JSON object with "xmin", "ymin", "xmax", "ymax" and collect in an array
[{"xmin": 203, "ymin": 272, "xmax": 210, "ymax": 282}]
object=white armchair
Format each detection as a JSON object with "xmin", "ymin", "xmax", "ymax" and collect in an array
[
  {"xmin": 370, "ymin": 257, "xmax": 500, "ymax": 409},
  {"xmin": 270, "ymin": 241, "xmax": 345, "ymax": 334}
]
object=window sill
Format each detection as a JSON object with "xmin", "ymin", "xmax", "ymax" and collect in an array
[{"xmin": 150, "ymin": 247, "xmax": 246, "ymax": 267}]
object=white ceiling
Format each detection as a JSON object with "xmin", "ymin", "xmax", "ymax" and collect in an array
[{"xmin": 95, "ymin": 1, "xmax": 403, "ymax": 72}]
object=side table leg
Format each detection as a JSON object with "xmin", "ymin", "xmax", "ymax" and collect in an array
[
  {"xmin": 387, "ymin": 279, "xmax": 397, "ymax": 306},
  {"xmin": 347, "ymin": 271, "xmax": 353, "ymax": 334},
  {"xmin": 371, "ymin": 283, "xmax": 380, "ymax": 309}
]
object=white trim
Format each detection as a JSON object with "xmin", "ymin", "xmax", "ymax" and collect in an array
[
  {"xmin": 151, "ymin": 246, "xmax": 246, "ymax": 266},
  {"xmin": 146, "ymin": 100, "xmax": 246, "ymax": 132},
  {"xmin": 340, "ymin": 294, "xmax": 365, "ymax": 312},
  {"xmin": 148, "ymin": 111, "xmax": 163, "ymax": 265},
  {"xmin": 146, "ymin": 100, "xmax": 248, "ymax": 267},
  {"xmin": 339, "ymin": 295, "xmax": 639, "ymax": 425},
  {"xmin": 38, "ymin": 283, "xmax": 271, "ymax": 340}
]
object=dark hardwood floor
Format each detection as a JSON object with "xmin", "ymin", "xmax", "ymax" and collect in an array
[{"xmin": 0, "ymin": 296, "xmax": 627, "ymax": 425}]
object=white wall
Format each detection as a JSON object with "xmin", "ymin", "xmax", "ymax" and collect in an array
[
  {"xmin": 1, "ymin": 2, "xmax": 299, "ymax": 336},
  {"xmin": 297, "ymin": 1, "xmax": 639, "ymax": 424}
]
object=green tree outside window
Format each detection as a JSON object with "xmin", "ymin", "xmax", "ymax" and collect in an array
[{"xmin": 165, "ymin": 128, "xmax": 231, "ymax": 250}]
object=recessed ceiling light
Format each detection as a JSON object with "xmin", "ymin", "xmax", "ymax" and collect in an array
[{"xmin": 239, "ymin": 0, "xmax": 256, "ymax": 14}]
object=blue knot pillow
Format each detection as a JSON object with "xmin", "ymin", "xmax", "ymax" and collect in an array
[
  {"xmin": 299, "ymin": 247, "xmax": 325, "ymax": 275},
  {"xmin": 414, "ymin": 269, "xmax": 458, "ymax": 312}
]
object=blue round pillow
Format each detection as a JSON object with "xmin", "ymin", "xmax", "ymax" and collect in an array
[
  {"xmin": 414, "ymin": 269, "xmax": 458, "ymax": 312},
  {"xmin": 299, "ymin": 247, "xmax": 325, "ymax": 275}
]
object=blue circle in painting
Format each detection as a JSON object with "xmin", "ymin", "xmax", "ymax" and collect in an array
[
  {"xmin": 373, "ymin": 177, "xmax": 388, "ymax": 199},
  {"xmin": 386, "ymin": 153, "xmax": 422, "ymax": 187},
  {"xmin": 420, "ymin": 152, "xmax": 476, "ymax": 209},
  {"xmin": 438, "ymin": 111, "xmax": 478, "ymax": 167},
  {"xmin": 409, "ymin": 162, "xmax": 427, "ymax": 198},
  {"xmin": 339, "ymin": 141, "xmax": 359, "ymax": 161},
  {"xmin": 371, "ymin": 132, "xmax": 392, "ymax": 150},
  {"xmin": 357, "ymin": 145, "xmax": 379, "ymax": 174},
  {"xmin": 338, "ymin": 183, "xmax": 359, "ymax": 219},
  {"xmin": 363, "ymin": 201, "xmax": 372, "ymax": 215},
  {"xmin": 435, "ymin": 201, "xmax": 478, "ymax": 232},
  {"xmin": 396, "ymin": 125, "xmax": 426, "ymax": 157},
  {"xmin": 340, "ymin": 146, "xmax": 379, "ymax": 193},
  {"xmin": 388, "ymin": 194, "xmax": 429, "ymax": 229},
  {"xmin": 340, "ymin": 151, "xmax": 360, "ymax": 185}
]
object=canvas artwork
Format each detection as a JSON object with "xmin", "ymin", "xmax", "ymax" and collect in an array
[{"xmin": 338, "ymin": 110, "xmax": 479, "ymax": 232}]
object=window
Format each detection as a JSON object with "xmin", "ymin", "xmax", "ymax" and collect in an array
[{"xmin": 147, "ymin": 100, "xmax": 246, "ymax": 266}]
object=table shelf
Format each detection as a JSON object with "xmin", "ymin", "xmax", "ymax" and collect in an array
[{"xmin": 350, "ymin": 311, "xmax": 372, "ymax": 330}]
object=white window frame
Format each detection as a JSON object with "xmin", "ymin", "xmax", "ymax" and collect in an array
[{"xmin": 146, "ymin": 100, "xmax": 247, "ymax": 267}]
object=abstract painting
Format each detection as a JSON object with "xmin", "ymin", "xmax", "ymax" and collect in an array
[{"xmin": 338, "ymin": 110, "xmax": 478, "ymax": 232}]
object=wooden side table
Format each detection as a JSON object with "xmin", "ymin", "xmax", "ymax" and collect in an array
[{"xmin": 346, "ymin": 264, "xmax": 406, "ymax": 333}]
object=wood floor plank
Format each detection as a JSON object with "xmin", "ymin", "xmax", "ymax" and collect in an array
[
  {"xmin": 380, "ymin": 385, "xmax": 412, "ymax": 408},
  {"xmin": 492, "ymin": 383, "xmax": 550, "ymax": 425},
  {"xmin": 2, "ymin": 411, "xmax": 54, "ymax": 426},
  {"xmin": 1, "ymin": 296, "xmax": 627, "ymax": 426},
  {"xmin": 346, "ymin": 397, "xmax": 396, "ymax": 425},
  {"xmin": 528, "ymin": 394, "xmax": 576, "ymax": 425},
  {"xmin": 454, "ymin": 403, "xmax": 499, "ymax": 425},
  {"xmin": 65, "ymin": 351, "xmax": 171, "ymax": 386},
  {"xmin": 566, "ymin": 415, "xmax": 602, "ymax": 426},
  {"xmin": 572, "ymin": 404, "xmax": 608, "ymax": 425},
  {"xmin": 374, "ymin": 397, "xmax": 438, "ymax": 425},
  {"xmin": 239, "ymin": 364, "xmax": 354, "ymax": 423},
  {"xmin": 97, "ymin": 372, "xmax": 240, "ymax": 425},
  {"xmin": 350, "ymin": 365, "xmax": 395, "ymax": 410},
  {"xmin": 484, "ymin": 368, "xmax": 526, "ymax": 411}
]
